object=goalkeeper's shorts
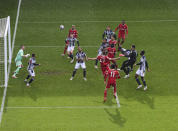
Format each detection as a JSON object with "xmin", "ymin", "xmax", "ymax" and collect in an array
[{"xmin": 15, "ymin": 60, "xmax": 22, "ymax": 67}]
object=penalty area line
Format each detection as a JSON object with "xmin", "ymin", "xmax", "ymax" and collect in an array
[
  {"xmin": 19, "ymin": 19, "xmax": 178, "ymax": 24},
  {"xmin": 5, "ymin": 106, "xmax": 119, "ymax": 109},
  {"xmin": 14, "ymin": 45, "xmax": 99, "ymax": 48}
]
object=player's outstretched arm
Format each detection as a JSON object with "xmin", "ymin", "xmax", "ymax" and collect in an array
[
  {"xmin": 109, "ymin": 57, "xmax": 120, "ymax": 61},
  {"xmin": 88, "ymin": 57, "xmax": 97, "ymax": 60},
  {"xmin": 23, "ymin": 54, "xmax": 30, "ymax": 58}
]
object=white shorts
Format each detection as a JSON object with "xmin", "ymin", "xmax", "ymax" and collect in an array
[
  {"xmin": 28, "ymin": 70, "xmax": 35, "ymax": 77},
  {"xmin": 75, "ymin": 62, "xmax": 86, "ymax": 69},
  {"xmin": 106, "ymin": 38, "xmax": 111, "ymax": 42},
  {"xmin": 136, "ymin": 69, "xmax": 145, "ymax": 77},
  {"xmin": 67, "ymin": 46, "xmax": 74, "ymax": 52}
]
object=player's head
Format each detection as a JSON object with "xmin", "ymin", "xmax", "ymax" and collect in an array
[
  {"xmin": 106, "ymin": 26, "xmax": 111, "ymax": 30},
  {"xmin": 102, "ymin": 49, "xmax": 108, "ymax": 55},
  {"xmin": 32, "ymin": 54, "xmax": 35, "ymax": 57},
  {"xmin": 70, "ymin": 34, "xmax": 74, "ymax": 38},
  {"xmin": 110, "ymin": 44, "xmax": 115, "ymax": 48},
  {"xmin": 21, "ymin": 45, "xmax": 25, "ymax": 50},
  {"xmin": 111, "ymin": 35, "xmax": 115, "ymax": 40},
  {"xmin": 72, "ymin": 25, "xmax": 75, "ymax": 30},
  {"xmin": 78, "ymin": 47, "xmax": 82, "ymax": 52},
  {"xmin": 103, "ymin": 38, "xmax": 107, "ymax": 43},
  {"xmin": 122, "ymin": 20, "xmax": 125, "ymax": 25},
  {"xmin": 111, "ymin": 64, "xmax": 116, "ymax": 69},
  {"xmin": 140, "ymin": 50, "xmax": 145, "ymax": 56},
  {"xmin": 118, "ymin": 46, "xmax": 122, "ymax": 52},
  {"xmin": 131, "ymin": 44, "xmax": 135, "ymax": 50}
]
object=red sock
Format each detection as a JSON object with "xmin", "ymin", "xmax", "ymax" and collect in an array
[
  {"xmin": 114, "ymin": 87, "xmax": 116, "ymax": 96},
  {"xmin": 63, "ymin": 46, "xmax": 67, "ymax": 54},
  {"xmin": 104, "ymin": 89, "xmax": 107, "ymax": 98}
]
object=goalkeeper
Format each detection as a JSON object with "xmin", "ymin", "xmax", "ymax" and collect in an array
[{"xmin": 12, "ymin": 45, "xmax": 30, "ymax": 78}]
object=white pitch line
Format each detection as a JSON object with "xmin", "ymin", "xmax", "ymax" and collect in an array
[
  {"xmin": 19, "ymin": 19, "xmax": 178, "ymax": 24},
  {"xmin": 0, "ymin": 0, "xmax": 22, "ymax": 124},
  {"xmin": 15, "ymin": 45, "xmax": 99, "ymax": 48},
  {"xmin": 5, "ymin": 106, "xmax": 119, "ymax": 109}
]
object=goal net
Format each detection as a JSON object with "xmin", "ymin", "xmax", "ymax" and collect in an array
[{"xmin": 0, "ymin": 16, "xmax": 11, "ymax": 88}]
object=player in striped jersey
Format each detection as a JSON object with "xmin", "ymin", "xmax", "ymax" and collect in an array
[
  {"xmin": 70, "ymin": 47, "xmax": 87, "ymax": 81},
  {"xmin": 61, "ymin": 25, "xmax": 78, "ymax": 56},
  {"xmin": 65, "ymin": 34, "xmax": 79, "ymax": 63},
  {"xmin": 102, "ymin": 26, "xmax": 114, "ymax": 42},
  {"xmin": 135, "ymin": 50, "xmax": 150, "ymax": 90},
  {"xmin": 24, "ymin": 54, "xmax": 40, "ymax": 87},
  {"xmin": 95, "ymin": 39, "xmax": 109, "ymax": 68}
]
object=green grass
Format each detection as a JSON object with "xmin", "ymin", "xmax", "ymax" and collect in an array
[{"xmin": 1, "ymin": 0, "xmax": 178, "ymax": 130}]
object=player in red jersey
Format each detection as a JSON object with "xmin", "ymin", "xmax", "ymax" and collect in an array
[
  {"xmin": 107, "ymin": 43, "xmax": 118, "ymax": 68},
  {"xmin": 104, "ymin": 64, "xmax": 120, "ymax": 102},
  {"xmin": 108, "ymin": 35, "xmax": 117, "ymax": 47},
  {"xmin": 61, "ymin": 25, "xmax": 78, "ymax": 56},
  {"xmin": 114, "ymin": 20, "xmax": 128, "ymax": 48},
  {"xmin": 88, "ymin": 50, "xmax": 120, "ymax": 80}
]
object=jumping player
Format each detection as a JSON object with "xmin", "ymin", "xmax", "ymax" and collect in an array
[
  {"xmin": 108, "ymin": 35, "xmax": 117, "ymax": 47},
  {"xmin": 107, "ymin": 44, "xmax": 117, "ymax": 68},
  {"xmin": 70, "ymin": 47, "xmax": 87, "ymax": 81},
  {"xmin": 12, "ymin": 45, "xmax": 30, "ymax": 78},
  {"xmin": 24, "ymin": 54, "xmax": 40, "ymax": 87},
  {"xmin": 120, "ymin": 45, "xmax": 137, "ymax": 78},
  {"xmin": 95, "ymin": 39, "xmax": 109, "ymax": 68},
  {"xmin": 114, "ymin": 20, "xmax": 128, "ymax": 48},
  {"xmin": 88, "ymin": 50, "xmax": 120, "ymax": 81},
  {"xmin": 104, "ymin": 64, "xmax": 120, "ymax": 102},
  {"xmin": 135, "ymin": 50, "xmax": 150, "ymax": 91},
  {"xmin": 102, "ymin": 26, "xmax": 114, "ymax": 42},
  {"xmin": 66, "ymin": 34, "xmax": 79, "ymax": 63},
  {"xmin": 61, "ymin": 25, "xmax": 78, "ymax": 56}
]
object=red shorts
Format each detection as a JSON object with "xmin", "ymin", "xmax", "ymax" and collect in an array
[
  {"xmin": 101, "ymin": 66, "xmax": 109, "ymax": 76},
  {"xmin": 106, "ymin": 81, "xmax": 116, "ymax": 88},
  {"xmin": 118, "ymin": 32, "xmax": 125, "ymax": 40}
]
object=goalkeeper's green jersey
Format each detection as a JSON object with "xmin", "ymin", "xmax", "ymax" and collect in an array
[{"xmin": 15, "ymin": 49, "xmax": 24, "ymax": 62}]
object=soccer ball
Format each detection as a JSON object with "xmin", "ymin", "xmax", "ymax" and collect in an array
[{"xmin": 60, "ymin": 25, "xmax": 64, "ymax": 30}]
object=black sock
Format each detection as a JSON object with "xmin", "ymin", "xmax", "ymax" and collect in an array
[
  {"xmin": 29, "ymin": 78, "xmax": 34, "ymax": 84},
  {"xmin": 26, "ymin": 75, "xmax": 31, "ymax": 79},
  {"xmin": 141, "ymin": 77, "xmax": 147, "ymax": 86},
  {"xmin": 71, "ymin": 54, "xmax": 73, "ymax": 59},
  {"xmin": 95, "ymin": 59, "xmax": 98, "ymax": 66},
  {"xmin": 83, "ymin": 69, "xmax": 86, "ymax": 78},
  {"xmin": 72, "ymin": 70, "xmax": 77, "ymax": 77},
  {"xmin": 136, "ymin": 78, "xmax": 141, "ymax": 85}
]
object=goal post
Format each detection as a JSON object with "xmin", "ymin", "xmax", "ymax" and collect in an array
[{"xmin": 0, "ymin": 16, "xmax": 12, "ymax": 88}]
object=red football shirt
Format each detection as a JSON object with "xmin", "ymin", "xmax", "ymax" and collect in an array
[
  {"xmin": 107, "ymin": 47, "xmax": 116, "ymax": 58},
  {"xmin": 68, "ymin": 29, "xmax": 78, "ymax": 38},
  {"xmin": 107, "ymin": 69, "xmax": 120, "ymax": 83},
  {"xmin": 109, "ymin": 40, "xmax": 117, "ymax": 46},
  {"xmin": 115, "ymin": 24, "xmax": 128, "ymax": 34},
  {"xmin": 97, "ymin": 55, "xmax": 110, "ymax": 67}
]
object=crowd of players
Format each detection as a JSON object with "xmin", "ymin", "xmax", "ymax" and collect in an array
[
  {"xmin": 61, "ymin": 21, "xmax": 150, "ymax": 102},
  {"xmin": 11, "ymin": 21, "xmax": 150, "ymax": 103}
]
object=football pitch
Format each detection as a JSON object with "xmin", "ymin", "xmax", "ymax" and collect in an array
[{"xmin": 1, "ymin": 0, "xmax": 178, "ymax": 130}]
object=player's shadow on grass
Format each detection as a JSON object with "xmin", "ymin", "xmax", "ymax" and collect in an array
[
  {"xmin": 26, "ymin": 86, "xmax": 38, "ymax": 101},
  {"xmin": 104, "ymin": 108, "xmax": 126, "ymax": 127}
]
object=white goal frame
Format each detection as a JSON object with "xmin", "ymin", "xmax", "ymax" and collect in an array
[{"xmin": 0, "ymin": 16, "xmax": 12, "ymax": 88}]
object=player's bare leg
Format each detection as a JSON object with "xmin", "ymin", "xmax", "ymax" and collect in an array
[
  {"xmin": 135, "ymin": 74, "xmax": 142, "ymax": 89},
  {"xmin": 61, "ymin": 45, "xmax": 68, "ymax": 56}
]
